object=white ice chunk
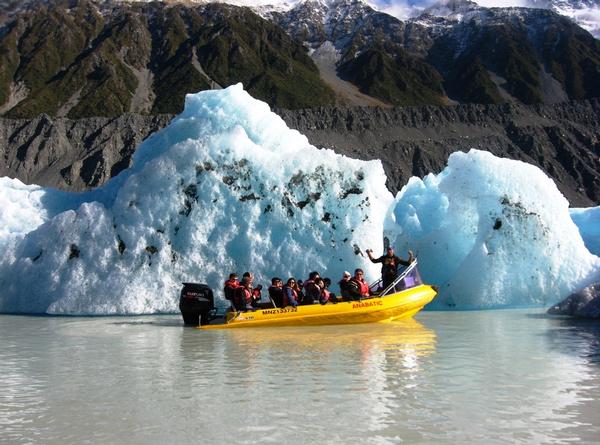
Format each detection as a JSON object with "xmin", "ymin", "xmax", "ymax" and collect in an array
[
  {"xmin": 386, "ymin": 149, "xmax": 600, "ymax": 309},
  {"xmin": 570, "ymin": 207, "xmax": 600, "ymax": 257},
  {"xmin": 0, "ymin": 84, "xmax": 391, "ymax": 314}
]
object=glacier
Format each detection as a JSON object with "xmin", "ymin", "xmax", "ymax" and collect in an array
[
  {"xmin": 0, "ymin": 83, "xmax": 599, "ymax": 314},
  {"xmin": 386, "ymin": 150, "xmax": 600, "ymax": 309}
]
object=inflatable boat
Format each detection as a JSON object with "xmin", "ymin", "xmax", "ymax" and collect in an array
[{"xmin": 181, "ymin": 260, "xmax": 437, "ymax": 329}]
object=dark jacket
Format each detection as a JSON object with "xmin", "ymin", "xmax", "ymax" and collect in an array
[
  {"xmin": 268, "ymin": 285, "xmax": 284, "ymax": 308},
  {"xmin": 370, "ymin": 254, "xmax": 410, "ymax": 279}
]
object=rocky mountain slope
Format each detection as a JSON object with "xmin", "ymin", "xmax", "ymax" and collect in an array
[
  {"xmin": 0, "ymin": 0, "xmax": 335, "ymax": 118},
  {"xmin": 0, "ymin": 113, "xmax": 172, "ymax": 190},
  {"xmin": 2, "ymin": 98, "xmax": 599, "ymax": 206},
  {"xmin": 267, "ymin": 0, "xmax": 600, "ymax": 106},
  {"xmin": 2, "ymin": 0, "xmax": 600, "ymax": 117}
]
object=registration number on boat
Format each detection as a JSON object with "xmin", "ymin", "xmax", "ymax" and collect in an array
[{"xmin": 262, "ymin": 307, "xmax": 298, "ymax": 315}]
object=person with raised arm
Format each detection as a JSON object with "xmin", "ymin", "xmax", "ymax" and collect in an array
[{"xmin": 366, "ymin": 246, "xmax": 414, "ymax": 292}]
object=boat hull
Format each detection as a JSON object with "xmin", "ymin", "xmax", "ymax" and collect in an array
[{"xmin": 199, "ymin": 284, "xmax": 437, "ymax": 329}]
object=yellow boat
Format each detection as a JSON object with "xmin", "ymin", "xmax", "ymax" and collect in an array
[{"xmin": 198, "ymin": 261, "xmax": 437, "ymax": 330}]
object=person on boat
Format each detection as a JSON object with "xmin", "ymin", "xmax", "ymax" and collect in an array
[
  {"xmin": 296, "ymin": 280, "xmax": 305, "ymax": 299},
  {"xmin": 366, "ymin": 247, "xmax": 414, "ymax": 292},
  {"xmin": 283, "ymin": 278, "xmax": 300, "ymax": 307},
  {"xmin": 323, "ymin": 277, "xmax": 337, "ymax": 303},
  {"xmin": 268, "ymin": 277, "xmax": 284, "ymax": 308},
  {"xmin": 231, "ymin": 273, "xmax": 262, "ymax": 311},
  {"xmin": 224, "ymin": 273, "xmax": 240, "ymax": 310},
  {"xmin": 347, "ymin": 268, "xmax": 370, "ymax": 301},
  {"xmin": 233, "ymin": 277, "xmax": 249, "ymax": 311},
  {"xmin": 338, "ymin": 271, "xmax": 352, "ymax": 301},
  {"xmin": 317, "ymin": 278, "xmax": 336, "ymax": 304},
  {"xmin": 302, "ymin": 271, "xmax": 321, "ymax": 305},
  {"xmin": 241, "ymin": 271, "xmax": 263, "ymax": 307}
]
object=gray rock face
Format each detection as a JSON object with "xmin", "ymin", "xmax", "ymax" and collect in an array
[
  {"xmin": 1, "ymin": 99, "xmax": 600, "ymax": 207},
  {"xmin": 548, "ymin": 282, "xmax": 600, "ymax": 318},
  {"xmin": 277, "ymin": 99, "xmax": 600, "ymax": 206},
  {"xmin": 0, "ymin": 113, "xmax": 172, "ymax": 191}
]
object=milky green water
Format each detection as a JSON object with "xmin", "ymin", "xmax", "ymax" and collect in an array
[{"xmin": 1, "ymin": 310, "xmax": 599, "ymax": 445}]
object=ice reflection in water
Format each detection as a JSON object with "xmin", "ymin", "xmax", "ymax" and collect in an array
[{"xmin": 1, "ymin": 311, "xmax": 599, "ymax": 444}]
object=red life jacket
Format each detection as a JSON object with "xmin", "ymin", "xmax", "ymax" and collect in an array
[
  {"xmin": 350, "ymin": 278, "xmax": 370, "ymax": 297},
  {"xmin": 233, "ymin": 286, "xmax": 252, "ymax": 307},
  {"xmin": 282, "ymin": 286, "xmax": 298, "ymax": 306},
  {"xmin": 238, "ymin": 286, "xmax": 252, "ymax": 304},
  {"xmin": 358, "ymin": 279, "xmax": 369, "ymax": 296},
  {"xmin": 223, "ymin": 279, "xmax": 239, "ymax": 301}
]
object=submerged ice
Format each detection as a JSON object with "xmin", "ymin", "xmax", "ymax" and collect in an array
[
  {"xmin": 1, "ymin": 84, "xmax": 599, "ymax": 314},
  {"xmin": 0, "ymin": 84, "xmax": 391, "ymax": 314}
]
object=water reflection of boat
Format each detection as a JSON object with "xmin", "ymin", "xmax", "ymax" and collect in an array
[
  {"xmin": 222, "ymin": 317, "xmax": 437, "ymax": 358},
  {"xmin": 199, "ymin": 261, "xmax": 437, "ymax": 330}
]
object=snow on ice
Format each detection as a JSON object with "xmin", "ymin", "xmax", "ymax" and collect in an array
[{"xmin": 0, "ymin": 84, "xmax": 599, "ymax": 314}]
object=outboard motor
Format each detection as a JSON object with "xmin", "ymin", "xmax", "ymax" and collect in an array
[{"xmin": 179, "ymin": 283, "xmax": 215, "ymax": 326}]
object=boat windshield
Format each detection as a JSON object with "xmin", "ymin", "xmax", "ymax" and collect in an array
[
  {"xmin": 378, "ymin": 259, "xmax": 423, "ymax": 296},
  {"xmin": 396, "ymin": 263, "xmax": 422, "ymax": 291}
]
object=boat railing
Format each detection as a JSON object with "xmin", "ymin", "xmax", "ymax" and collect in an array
[{"xmin": 376, "ymin": 259, "xmax": 423, "ymax": 297}]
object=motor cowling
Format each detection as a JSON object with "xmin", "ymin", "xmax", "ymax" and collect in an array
[{"xmin": 179, "ymin": 283, "xmax": 215, "ymax": 326}]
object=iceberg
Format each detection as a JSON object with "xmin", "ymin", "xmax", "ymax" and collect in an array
[
  {"xmin": 570, "ymin": 207, "xmax": 600, "ymax": 257},
  {"xmin": 386, "ymin": 150, "xmax": 600, "ymax": 309},
  {"xmin": 1, "ymin": 84, "xmax": 599, "ymax": 314},
  {"xmin": 0, "ymin": 84, "xmax": 391, "ymax": 314}
]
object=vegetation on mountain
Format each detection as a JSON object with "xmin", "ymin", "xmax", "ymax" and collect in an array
[
  {"xmin": 0, "ymin": 0, "xmax": 335, "ymax": 118},
  {"xmin": 426, "ymin": 9, "xmax": 600, "ymax": 105},
  {"xmin": 1, "ymin": 0, "xmax": 600, "ymax": 117},
  {"xmin": 339, "ymin": 47, "xmax": 447, "ymax": 106},
  {"xmin": 539, "ymin": 16, "xmax": 600, "ymax": 99}
]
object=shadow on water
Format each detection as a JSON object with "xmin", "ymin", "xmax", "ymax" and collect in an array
[{"xmin": 533, "ymin": 313, "xmax": 600, "ymax": 365}]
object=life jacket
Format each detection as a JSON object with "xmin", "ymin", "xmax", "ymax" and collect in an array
[
  {"xmin": 282, "ymin": 285, "xmax": 298, "ymax": 307},
  {"xmin": 319, "ymin": 288, "xmax": 331, "ymax": 304},
  {"xmin": 234, "ymin": 286, "xmax": 252, "ymax": 308},
  {"xmin": 350, "ymin": 277, "xmax": 369, "ymax": 297},
  {"xmin": 223, "ymin": 279, "xmax": 239, "ymax": 301},
  {"xmin": 359, "ymin": 279, "xmax": 369, "ymax": 296}
]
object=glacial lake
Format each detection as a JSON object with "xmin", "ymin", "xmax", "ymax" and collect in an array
[{"xmin": 1, "ymin": 310, "xmax": 599, "ymax": 444}]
